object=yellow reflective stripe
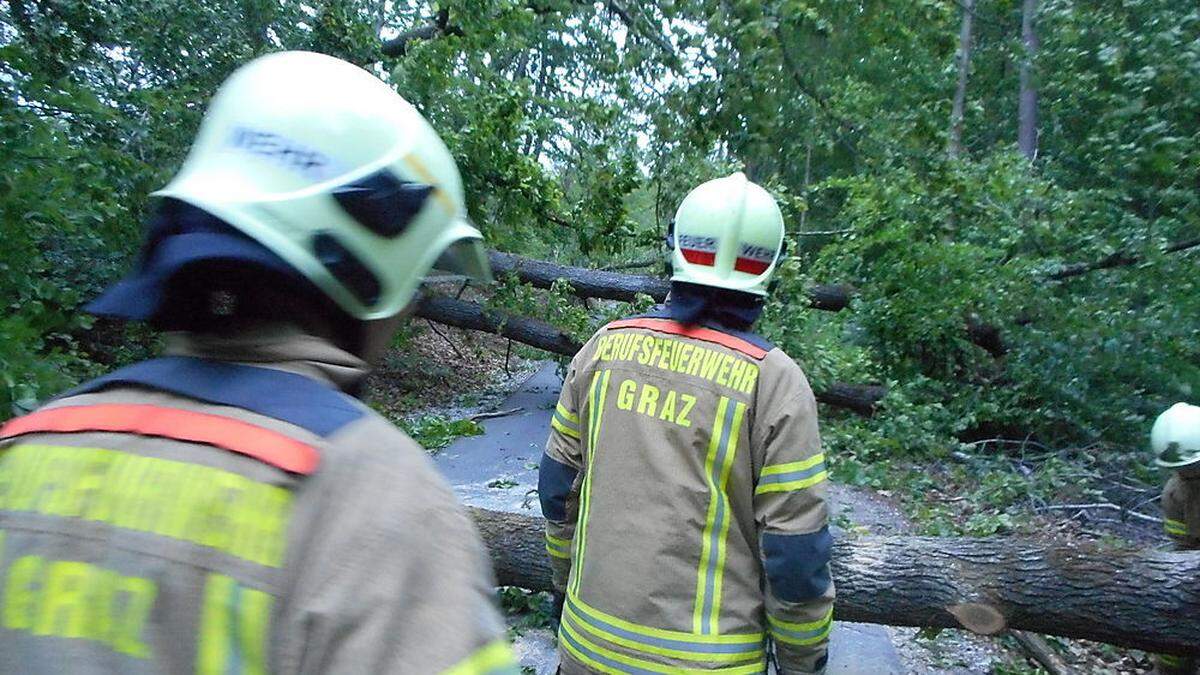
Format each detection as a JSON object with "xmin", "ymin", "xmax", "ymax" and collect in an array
[
  {"xmin": 197, "ymin": 575, "xmax": 234, "ymax": 674},
  {"xmin": 754, "ymin": 471, "xmax": 828, "ymax": 495},
  {"xmin": 546, "ymin": 533, "xmax": 572, "ymax": 559},
  {"xmin": 768, "ymin": 607, "xmax": 833, "ymax": 633},
  {"xmin": 570, "ymin": 592, "xmax": 763, "ymax": 645},
  {"xmin": 560, "ymin": 620, "xmax": 766, "ymax": 675},
  {"xmin": 557, "ymin": 403, "xmax": 580, "ymax": 425},
  {"xmin": 551, "ymin": 417, "xmax": 581, "ymax": 440},
  {"xmin": 563, "ymin": 600, "xmax": 761, "ymax": 663},
  {"xmin": 709, "ymin": 401, "xmax": 745, "ymax": 632},
  {"xmin": 197, "ymin": 574, "xmax": 273, "ymax": 675},
  {"xmin": 441, "ymin": 639, "xmax": 519, "ymax": 675},
  {"xmin": 769, "ymin": 609, "xmax": 833, "ymax": 647},
  {"xmin": 760, "ymin": 454, "xmax": 825, "ymax": 477},
  {"xmin": 1165, "ymin": 518, "xmax": 1188, "ymax": 537},
  {"xmin": 239, "ymin": 587, "xmax": 273, "ymax": 675},
  {"xmin": 694, "ymin": 397, "xmax": 729, "ymax": 634},
  {"xmin": 573, "ymin": 369, "xmax": 611, "ymax": 595}
]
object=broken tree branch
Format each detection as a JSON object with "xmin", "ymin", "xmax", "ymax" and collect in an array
[
  {"xmin": 1048, "ymin": 236, "xmax": 1200, "ymax": 280},
  {"xmin": 469, "ymin": 507, "xmax": 1200, "ymax": 656}
]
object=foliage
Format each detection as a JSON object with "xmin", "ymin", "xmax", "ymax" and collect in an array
[
  {"xmin": 399, "ymin": 414, "xmax": 485, "ymax": 452},
  {"xmin": 1, "ymin": 0, "xmax": 1197, "ymax": 462},
  {"xmin": 497, "ymin": 586, "xmax": 556, "ymax": 631}
]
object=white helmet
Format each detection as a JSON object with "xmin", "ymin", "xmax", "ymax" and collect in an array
[
  {"xmin": 153, "ymin": 51, "xmax": 490, "ymax": 320},
  {"xmin": 670, "ymin": 172, "xmax": 785, "ymax": 296},
  {"xmin": 1151, "ymin": 402, "xmax": 1200, "ymax": 469}
]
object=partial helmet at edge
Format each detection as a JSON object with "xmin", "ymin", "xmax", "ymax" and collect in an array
[{"xmin": 1151, "ymin": 402, "xmax": 1200, "ymax": 469}]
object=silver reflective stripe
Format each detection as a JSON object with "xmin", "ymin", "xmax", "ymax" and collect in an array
[
  {"xmin": 756, "ymin": 463, "xmax": 825, "ymax": 487},
  {"xmin": 566, "ymin": 596, "xmax": 762, "ymax": 656},
  {"xmin": 560, "ymin": 624, "xmax": 660, "ymax": 675},
  {"xmin": 696, "ymin": 397, "xmax": 742, "ymax": 635}
]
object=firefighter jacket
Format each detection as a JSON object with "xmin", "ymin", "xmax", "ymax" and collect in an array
[
  {"xmin": 1163, "ymin": 474, "xmax": 1199, "ymax": 550},
  {"xmin": 1157, "ymin": 474, "xmax": 1199, "ymax": 674},
  {"xmin": 0, "ymin": 326, "xmax": 518, "ymax": 675},
  {"xmin": 539, "ymin": 310, "xmax": 834, "ymax": 674}
]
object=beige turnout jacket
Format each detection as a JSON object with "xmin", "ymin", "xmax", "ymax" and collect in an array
[
  {"xmin": 0, "ymin": 327, "xmax": 517, "ymax": 674},
  {"xmin": 539, "ymin": 311, "xmax": 833, "ymax": 674}
]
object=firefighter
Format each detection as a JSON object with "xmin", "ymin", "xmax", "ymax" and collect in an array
[
  {"xmin": 1152, "ymin": 402, "xmax": 1200, "ymax": 674},
  {"xmin": 0, "ymin": 52, "xmax": 518, "ymax": 674},
  {"xmin": 539, "ymin": 173, "xmax": 833, "ymax": 674}
]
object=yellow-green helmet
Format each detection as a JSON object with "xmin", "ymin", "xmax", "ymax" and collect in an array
[
  {"xmin": 670, "ymin": 172, "xmax": 785, "ymax": 297},
  {"xmin": 153, "ymin": 51, "xmax": 490, "ymax": 320},
  {"xmin": 1152, "ymin": 402, "xmax": 1200, "ymax": 469}
]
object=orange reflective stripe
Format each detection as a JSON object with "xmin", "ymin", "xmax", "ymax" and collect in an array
[
  {"xmin": 607, "ymin": 318, "xmax": 768, "ymax": 360},
  {"xmin": 0, "ymin": 404, "xmax": 319, "ymax": 474}
]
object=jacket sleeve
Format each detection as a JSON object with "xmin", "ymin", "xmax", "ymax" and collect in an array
[
  {"xmin": 539, "ymin": 356, "xmax": 585, "ymax": 592},
  {"xmin": 752, "ymin": 376, "xmax": 833, "ymax": 675},
  {"xmin": 281, "ymin": 432, "xmax": 519, "ymax": 675}
]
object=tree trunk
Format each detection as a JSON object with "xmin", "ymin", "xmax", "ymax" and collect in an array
[
  {"xmin": 948, "ymin": 0, "xmax": 975, "ymax": 159},
  {"xmin": 488, "ymin": 251, "xmax": 855, "ymax": 311},
  {"xmin": 414, "ymin": 295, "xmax": 582, "ymax": 356},
  {"xmin": 468, "ymin": 507, "xmax": 1200, "ymax": 656},
  {"xmin": 1018, "ymin": 0, "xmax": 1039, "ymax": 160},
  {"xmin": 415, "ymin": 294, "xmax": 885, "ymax": 413}
]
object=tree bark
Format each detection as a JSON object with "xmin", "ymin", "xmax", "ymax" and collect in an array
[
  {"xmin": 488, "ymin": 251, "xmax": 855, "ymax": 312},
  {"xmin": 468, "ymin": 507, "xmax": 1200, "ymax": 656},
  {"xmin": 415, "ymin": 294, "xmax": 885, "ymax": 413},
  {"xmin": 414, "ymin": 295, "xmax": 582, "ymax": 357},
  {"xmin": 948, "ymin": 0, "xmax": 975, "ymax": 159},
  {"xmin": 1018, "ymin": 0, "xmax": 1040, "ymax": 160}
]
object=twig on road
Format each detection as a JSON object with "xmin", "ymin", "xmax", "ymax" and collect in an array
[
  {"xmin": 1038, "ymin": 502, "xmax": 1162, "ymax": 525},
  {"xmin": 469, "ymin": 407, "xmax": 524, "ymax": 422}
]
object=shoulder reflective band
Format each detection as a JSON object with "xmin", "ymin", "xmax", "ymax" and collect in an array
[
  {"xmin": 0, "ymin": 404, "xmax": 319, "ymax": 474},
  {"xmin": 607, "ymin": 318, "xmax": 768, "ymax": 360}
]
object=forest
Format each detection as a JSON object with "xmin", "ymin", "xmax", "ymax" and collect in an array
[{"xmin": 1, "ymin": 0, "xmax": 1198, "ymax": 672}]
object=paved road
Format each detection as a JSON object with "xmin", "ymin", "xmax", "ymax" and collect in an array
[{"xmin": 435, "ymin": 362, "xmax": 903, "ymax": 674}]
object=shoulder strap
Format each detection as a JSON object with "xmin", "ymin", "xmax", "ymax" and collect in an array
[
  {"xmin": 607, "ymin": 315, "xmax": 772, "ymax": 360},
  {"xmin": 59, "ymin": 356, "xmax": 365, "ymax": 437}
]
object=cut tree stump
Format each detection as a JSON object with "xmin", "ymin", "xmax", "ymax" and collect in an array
[{"xmin": 467, "ymin": 507, "xmax": 1200, "ymax": 656}]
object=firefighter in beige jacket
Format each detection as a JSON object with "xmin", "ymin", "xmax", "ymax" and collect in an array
[
  {"xmin": 0, "ymin": 52, "xmax": 517, "ymax": 674},
  {"xmin": 1151, "ymin": 403, "xmax": 1200, "ymax": 674},
  {"xmin": 540, "ymin": 174, "xmax": 833, "ymax": 674}
]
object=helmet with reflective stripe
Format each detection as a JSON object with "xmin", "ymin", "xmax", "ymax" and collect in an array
[
  {"xmin": 153, "ymin": 51, "xmax": 490, "ymax": 320},
  {"xmin": 1152, "ymin": 402, "xmax": 1200, "ymax": 469},
  {"xmin": 670, "ymin": 172, "xmax": 785, "ymax": 297}
]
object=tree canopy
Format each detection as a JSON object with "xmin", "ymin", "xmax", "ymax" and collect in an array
[{"xmin": 2, "ymin": 0, "xmax": 1197, "ymax": 458}]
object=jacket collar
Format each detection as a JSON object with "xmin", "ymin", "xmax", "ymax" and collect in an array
[{"xmin": 163, "ymin": 324, "xmax": 369, "ymax": 395}]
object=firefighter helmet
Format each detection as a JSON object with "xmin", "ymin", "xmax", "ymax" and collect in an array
[
  {"xmin": 152, "ymin": 50, "xmax": 490, "ymax": 320},
  {"xmin": 670, "ymin": 173, "xmax": 785, "ymax": 297},
  {"xmin": 1152, "ymin": 402, "xmax": 1200, "ymax": 469}
]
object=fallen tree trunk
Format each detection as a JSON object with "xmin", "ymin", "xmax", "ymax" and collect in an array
[
  {"xmin": 415, "ymin": 294, "xmax": 884, "ymax": 413},
  {"xmin": 487, "ymin": 252, "xmax": 1005, "ymax": 355},
  {"xmin": 415, "ymin": 295, "xmax": 582, "ymax": 357},
  {"xmin": 468, "ymin": 506, "xmax": 1200, "ymax": 656},
  {"xmin": 488, "ymin": 251, "xmax": 855, "ymax": 312}
]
